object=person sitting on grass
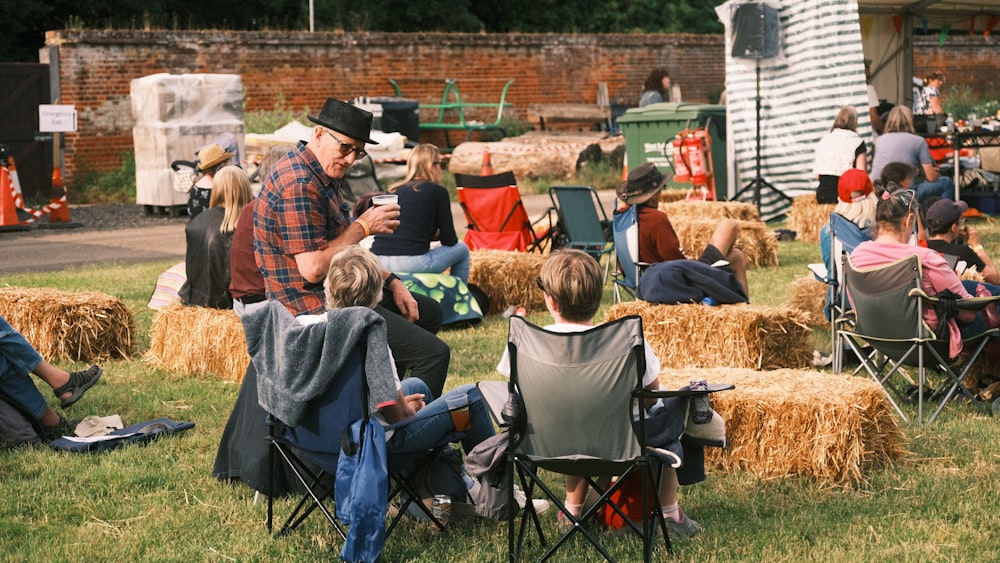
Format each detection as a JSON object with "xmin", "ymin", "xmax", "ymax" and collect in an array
[
  {"xmin": 495, "ymin": 249, "xmax": 715, "ymax": 538},
  {"xmin": 924, "ymin": 198, "xmax": 1000, "ymax": 285},
  {"xmin": 1, "ymin": 314, "xmax": 101, "ymax": 441}
]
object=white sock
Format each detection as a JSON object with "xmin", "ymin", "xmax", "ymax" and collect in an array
[
  {"xmin": 662, "ymin": 502, "xmax": 681, "ymax": 521},
  {"xmin": 563, "ymin": 501, "xmax": 583, "ymax": 518}
]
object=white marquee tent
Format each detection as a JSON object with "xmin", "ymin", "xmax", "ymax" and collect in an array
[{"xmin": 718, "ymin": 0, "xmax": 1000, "ymax": 220}]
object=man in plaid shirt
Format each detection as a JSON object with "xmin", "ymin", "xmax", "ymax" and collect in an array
[{"xmin": 252, "ymin": 98, "xmax": 450, "ymax": 396}]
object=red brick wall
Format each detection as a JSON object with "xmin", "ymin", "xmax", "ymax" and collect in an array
[
  {"xmin": 42, "ymin": 30, "xmax": 726, "ymax": 184},
  {"xmin": 41, "ymin": 30, "xmax": 995, "ymax": 184},
  {"xmin": 912, "ymin": 35, "xmax": 999, "ymax": 103}
]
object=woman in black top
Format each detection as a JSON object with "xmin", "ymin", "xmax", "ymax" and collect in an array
[{"xmin": 369, "ymin": 144, "xmax": 470, "ymax": 282}]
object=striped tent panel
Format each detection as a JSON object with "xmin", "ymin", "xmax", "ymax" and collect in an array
[{"xmin": 720, "ymin": 0, "xmax": 870, "ymax": 221}]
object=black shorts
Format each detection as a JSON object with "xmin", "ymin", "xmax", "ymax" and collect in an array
[{"xmin": 698, "ymin": 244, "xmax": 731, "ymax": 272}]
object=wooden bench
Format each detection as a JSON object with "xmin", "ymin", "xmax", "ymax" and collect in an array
[
  {"xmin": 527, "ymin": 103, "xmax": 611, "ymax": 131},
  {"xmin": 389, "ymin": 78, "xmax": 514, "ymax": 148}
]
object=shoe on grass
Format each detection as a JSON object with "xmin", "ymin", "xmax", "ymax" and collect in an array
[
  {"xmin": 664, "ymin": 507, "xmax": 702, "ymax": 539},
  {"xmin": 54, "ymin": 365, "xmax": 102, "ymax": 409},
  {"xmin": 513, "ymin": 485, "xmax": 550, "ymax": 514}
]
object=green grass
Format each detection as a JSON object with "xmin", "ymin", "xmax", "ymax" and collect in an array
[{"xmin": 3, "ymin": 220, "xmax": 1000, "ymax": 561}]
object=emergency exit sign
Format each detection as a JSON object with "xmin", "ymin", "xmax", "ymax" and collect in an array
[{"xmin": 39, "ymin": 105, "xmax": 78, "ymax": 132}]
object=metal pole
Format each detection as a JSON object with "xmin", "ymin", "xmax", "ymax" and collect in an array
[{"xmin": 309, "ymin": 0, "xmax": 314, "ymax": 32}]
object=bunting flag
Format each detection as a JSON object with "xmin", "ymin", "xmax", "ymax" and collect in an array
[
  {"xmin": 940, "ymin": 23, "xmax": 951, "ymax": 45},
  {"xmin": 860, "ymin": 16, "xmax": 874, "ymax": 40},
  {"xmin": 922, "ymin": 17, "xmax": 928, "ymax": 34},
  {"xmin": 892, "ymin": 14, "xmax": 903, "ymax": 35},
  {"xmin": 717, "ymin": 0, "xmax": 869, "ymax": 221},
  {"xmin": 969, "ymin": 16, "xmax": 977, "ymax": 36},
  {"xmin": 985, "ymin": 15, "xmax": 999, "ymax": 37}
]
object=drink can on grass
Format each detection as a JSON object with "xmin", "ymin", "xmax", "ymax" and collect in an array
[{"xmin": 432, "ymin": 494, "xmax": 451, "ymax": 527}]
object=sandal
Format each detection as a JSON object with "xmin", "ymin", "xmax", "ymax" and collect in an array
[{"xmin": 53, "ymin": 365, "xmax": 102, "ymax": 409}]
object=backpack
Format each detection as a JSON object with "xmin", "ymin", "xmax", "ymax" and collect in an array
[
  {"xmin": 464, "ymin": 432, "xmax": 513, "ymax": 520},
  {"xmin": 0, "ymin": 395, "xmax": 41, "ymax": 448}
]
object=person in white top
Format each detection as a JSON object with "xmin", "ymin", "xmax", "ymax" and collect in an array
[
  {"xmin": 813, "ymin": 106, "xmax": 867, "ymax": 204},
  {"xmin": 495, "ymin": 249, "xmax": 705, "ymax": 539}
]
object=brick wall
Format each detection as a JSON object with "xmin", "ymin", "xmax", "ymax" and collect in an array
[
  {"xmin": 42, "ymin": 30, "xmax": 725, "ymax": 184},
  {"xmin": 913, "ymin": 35, "xmax": 999, "ymax": 102},
  {"xmin": 42, "ymin": 30, "xmax": 996, "ymax": 184}
]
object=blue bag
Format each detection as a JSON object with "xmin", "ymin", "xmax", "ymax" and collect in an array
[{"xmin": 335, "ymin": 418, "xmax": 388, "ymax": 563}]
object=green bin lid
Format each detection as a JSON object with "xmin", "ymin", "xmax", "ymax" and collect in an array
[{"xmin": 617, "ymin": 102, "xmax": 725, "ymax": 123}]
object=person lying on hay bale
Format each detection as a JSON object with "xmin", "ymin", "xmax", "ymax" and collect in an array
[
  {"xmin": 617, "ymin": 163, "xmax": 749, "ymax": 303},
  {"xmin": 496, "ymin": 249, "xmax": 727, "ymax": 539},
  {"xmin": 0, "ymin": 314, "xmax": 102, "ymax": 443}
]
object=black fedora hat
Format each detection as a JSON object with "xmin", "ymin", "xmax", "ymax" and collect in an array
[
  {"xmin": 308, "ymin": 98, "xmax": 379, "ymax": 145},
  {"xmin": 616, "ymin": 162, "xmax": 673, "ymax": 205}
]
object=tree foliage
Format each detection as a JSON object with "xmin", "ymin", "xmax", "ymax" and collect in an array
[{"xmin": 0, "ymin": 0, "xmax": 726, "ymax": 62}]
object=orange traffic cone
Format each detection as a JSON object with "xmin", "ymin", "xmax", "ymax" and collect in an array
[
  {"xmin": 0, "ymin": 166, "xmax": 30, "ymax": 231},
  {"xmin": 480, "ymin": 148, "xmax": 493, "ymax": 176},
  {"xmin": 40, "ymin": 166, "xmax": 80, "ymax": 229}
]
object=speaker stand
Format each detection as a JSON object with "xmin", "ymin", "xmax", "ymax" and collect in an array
[{"xmin": 734, "ymin": 59, "xmax": 792, "ymax": 214}]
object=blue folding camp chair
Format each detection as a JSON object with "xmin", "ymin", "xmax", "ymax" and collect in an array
[{"xmin": 612, "ymin": 203, "xmax": 650, "ymax": 303}]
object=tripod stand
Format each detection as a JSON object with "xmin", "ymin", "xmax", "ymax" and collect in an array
[{"xmin": 735, "ymin": 59, "xmax": 792, "ymax": 212}]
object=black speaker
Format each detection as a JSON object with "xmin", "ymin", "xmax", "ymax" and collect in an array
[{"xmin": 731, "ymin": 2, "xmax": 779, "ymax": 59}]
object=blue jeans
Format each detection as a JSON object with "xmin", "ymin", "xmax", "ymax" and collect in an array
[
  {"xmin": 914, "ymin": 176, "xmax": 955, "ymax": 202},
  {"xmin": 958, "ymin": 280, "xmax": 1000, "ymax": 339},
  {"xmin": 386, "ymin": 378, "xmax": 494, "ymax": 455},
  {"xmin": 377, "ymin": 243, "xmax": 471, "ymax": 283},
  {"xmin": 0, "ymin": 315, "xmax": 47, "ymax": 420}
]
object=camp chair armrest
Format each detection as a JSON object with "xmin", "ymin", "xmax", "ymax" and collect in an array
[
  {"xmin": 912, "ymin": 288, "xmax": 1000, "ymax": 311},
  {"xmin": 645, "ymin": 383, "xmax": 735, "ymax": 399}
]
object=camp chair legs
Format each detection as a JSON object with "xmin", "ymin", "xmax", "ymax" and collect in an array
[
  {"xmin": 386, "ymin": 448, "xmax": 450, "ymax": 535},
  {"xmin": 844, "ymin": 333, "xmax": 993, "ymax": 424},
  {"xmin": 267, "ymin": 429, "xmax": 347, "ymax": 541},
  {"xmin": 507, "ymin": 457, "xmax": 672, "ymax": 562}
]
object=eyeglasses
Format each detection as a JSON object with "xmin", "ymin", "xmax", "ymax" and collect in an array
[
  {"xmin": 324, "ymin": 130, "xmax": 367, "ymax": 159},
  {"xmin": 535, "ymin": 277, "xmax": 546, "ymax": 293}
]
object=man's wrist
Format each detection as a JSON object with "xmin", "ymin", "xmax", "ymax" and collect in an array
[{"xmin": 384, "ymin": 273, "xmax": 400, "ymax": 290}]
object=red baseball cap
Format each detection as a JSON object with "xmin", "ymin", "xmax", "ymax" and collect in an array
[{"xmin": 837, "ymin": 169, "xmax": 874, "ymax": 203}]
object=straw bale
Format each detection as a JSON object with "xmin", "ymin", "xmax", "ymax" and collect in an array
[
  {"xmin": 0, "ymin": 287, "xmax": 134, "ymax": 362},
  {"xmin": 145, "ymin": 305, "xmax": 249, "ymax": 382},
  {"xmin": 606, "ymin": 301, "xmax": 812, "ymax": 370},
  {"xmin": 786, "ymin": 194, "xmax": 835, "ymax": 243},
  {"xmin": 670, "ymin": 218, "xmax": 779, "ymax": 268},
  {"xmin": 659, "ymin": 200, "xmax": 760, "ymax": 222},
  {"xmin": 659, "ymin": 367, "xmax": 909, "ymax": 486},
  {"xmin": 785, "ymin": 276, "xmax": 828, "ymax": 326},
  {"xmin": 469, "ymin": 250, "xmax": 546, "ymax": 314},
  {"xmin": 659, "ymin": 189, "xmax": 689, "ymax": 204}
]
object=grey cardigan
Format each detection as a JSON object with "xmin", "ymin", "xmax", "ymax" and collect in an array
[{"xmin": 241, "ymin": 301, "xmax": 398, "ymax": 427}]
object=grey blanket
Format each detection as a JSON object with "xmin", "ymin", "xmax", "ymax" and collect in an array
[{"xmin": 241, "ymin": 301, "xmax": 397, "ymax": 427}]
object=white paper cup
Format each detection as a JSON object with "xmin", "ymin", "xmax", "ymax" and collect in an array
[{"xmin": 372, "ymin": 194, "xmax": 398, "ymax": 206}]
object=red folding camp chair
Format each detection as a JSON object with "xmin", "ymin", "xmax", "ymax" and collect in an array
[{"xmin": 454, "ymin": 171, "xmax": 552, "ymax": 252}]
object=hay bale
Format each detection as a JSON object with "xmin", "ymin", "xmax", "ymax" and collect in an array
[
  {"xmin": 607, "ymin": 301, "xmax": 812, "ymax": 370},
  {"xmin": 786, "ymin": 194, "xmax": 835, "ymax": 244},
  {"xmin": 659, "ymin": 199, "xmax": 760, "ymax": 222},
  {"xmin": 669, "ymin": 218, "xmax": 779, "ymax": 268},
  {"xmin": 659, "ymin": 189, "xmax": 689, "ymax": 203},
  {"xmin": 785, "ymin": 275, "xmax": 828, "ymax": 326},
  {"xmin": 145, "ymin": 305, "xmax": 249, "ymax": 382},
  {"xmin": 659, "ymin": 367, "xmax": 909, "ymax": 486},
  {"xmin": 469, "ymin": 250, "xmax": 546, "ymax": 314},
  {"xmin": 0, "ymin": 287, "xmax": 134, "ymax": 362}
]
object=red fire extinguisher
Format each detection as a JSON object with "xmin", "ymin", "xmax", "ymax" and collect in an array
[
  {"xmin": 683, "ymin": 132, "xmax": 707, "ymax": 187},
  {"xmin": 671, "ymin": 133, "xmax": 691, "ymax": 183}
]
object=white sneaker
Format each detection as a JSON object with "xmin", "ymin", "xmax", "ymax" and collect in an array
[{"xmin": 513, "ymin": 485, "xmax": 550, "ymax": 514}]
